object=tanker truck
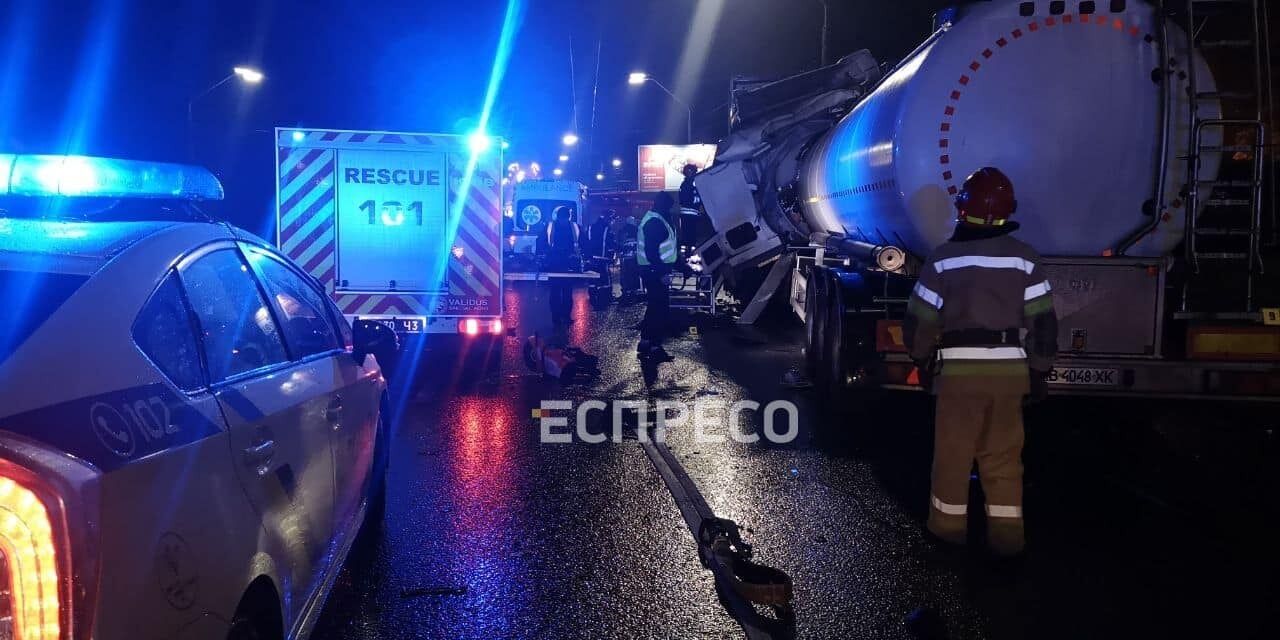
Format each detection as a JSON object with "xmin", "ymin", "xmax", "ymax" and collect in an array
[{"xmin": 695, "ymin": 0, "xmax": 1280, "ymax": 400}]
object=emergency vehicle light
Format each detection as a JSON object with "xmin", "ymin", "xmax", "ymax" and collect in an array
[
  {"xmin": 456, "ymin": 318, "xmax": 503, "ymax": 336},
  {"xmin": 0, "ymin": 154, "xmax": 224, "ymax": 201}
]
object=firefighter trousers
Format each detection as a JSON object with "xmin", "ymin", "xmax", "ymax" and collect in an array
[{"xmin": 928, "ymin": 388, "xmax": 1026, "ymax": 556}]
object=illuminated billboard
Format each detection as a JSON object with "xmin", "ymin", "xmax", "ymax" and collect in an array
[{"xmin": 637, "ymin": 144, "xmax": 717, "ymax": 192}]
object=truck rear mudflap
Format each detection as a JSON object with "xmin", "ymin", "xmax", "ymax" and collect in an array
[{"xmin": 876, "ymin": 352, "xmax": 1280, "ymax": 402}]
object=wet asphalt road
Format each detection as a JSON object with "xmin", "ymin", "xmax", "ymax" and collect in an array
[{"xmin": 313, "ymin": 281, "xmax": 1280, "ymax": 640}]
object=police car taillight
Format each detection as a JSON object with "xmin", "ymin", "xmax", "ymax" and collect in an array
[{"xmin": 0, "ymin": 470, "xmax": 67, "ymax": 640}]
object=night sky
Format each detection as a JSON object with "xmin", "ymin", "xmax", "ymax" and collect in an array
[{"xmin": 0, "ymin": 0, "xmax": 950, "ymax": 231}]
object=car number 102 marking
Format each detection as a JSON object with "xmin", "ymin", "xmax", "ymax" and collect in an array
[{"xmin": 89, "ymin": 396, "xmax": 180, "ymax": 458}]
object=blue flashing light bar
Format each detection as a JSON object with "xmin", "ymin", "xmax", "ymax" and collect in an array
[{"xmin": 0, "ymin": 154, "xmax": 224, "ymax": 201}]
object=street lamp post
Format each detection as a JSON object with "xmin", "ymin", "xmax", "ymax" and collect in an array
[
  {"xmin": 628, "ymin": 72, "xmax": 693, "ymax": 144},
  {"xmin": 818, "ymin": 1, "xmax": 830, "ymax": 66},
  {"xmin": 187, "ymin": 66, "xmax": 264, "ymax": 160}
]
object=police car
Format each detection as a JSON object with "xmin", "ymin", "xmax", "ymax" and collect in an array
[{"xmin": 0, "ymin": 154, "xmax": 390, "ymax": 639}]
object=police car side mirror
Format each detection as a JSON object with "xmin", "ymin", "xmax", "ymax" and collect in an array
[{"xmin": 352, "ymin": 320, "xmax": 401, "ymax": 378}]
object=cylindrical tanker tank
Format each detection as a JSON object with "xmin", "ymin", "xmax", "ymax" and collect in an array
[{"xmin": 800, "ymin": 0, "xmax": 1219, "ymax": 258}]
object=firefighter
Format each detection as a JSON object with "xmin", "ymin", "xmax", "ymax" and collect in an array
[
  {"xmin": 904, "ymin": 167, "xmax": 1058, "ymax": 558},
  {"xmin": 583, "ymin": 208, "xmax": 615, "ymax": 297},
  {"xmin": 637, "ymin": 191, "xmax": 678, "ymax": 361}
]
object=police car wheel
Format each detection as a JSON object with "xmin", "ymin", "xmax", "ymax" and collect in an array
[
  {"xmin": 227, "ymin": 617, "xmax": 270, "ymax": 640},
  {"xmin": 364, "ymin": 402, "xmax": 390, "ymax": 527},
  {"xmin": 226, "ymin": 580, "xmax": 283, "ymax": 640}
]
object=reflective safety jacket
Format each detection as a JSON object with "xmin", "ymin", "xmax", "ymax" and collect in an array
[
  {"xmin": 905, "ymin": 227, "xmax": 1058, "ymax": 391},
  {"xmin": 637, "ymin": 210, "xmax": 677, "ymax": 266}
]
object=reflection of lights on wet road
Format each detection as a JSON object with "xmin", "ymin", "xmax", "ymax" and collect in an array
[
  {"xmin": 444, "ymin": 397, "xmax": 522, "ymax": 633},
  {"xmin": 570, "ymin": 289, "xmax": 590, "ymax": 345}
]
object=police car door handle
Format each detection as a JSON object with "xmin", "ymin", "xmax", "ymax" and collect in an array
[
  {"xmin": 243, "ymin": 440, "xmax": 277, "ymax": 474},
  {"xmin": 326, "ymin": 395, "xmax": 344, "ymax": 428}
]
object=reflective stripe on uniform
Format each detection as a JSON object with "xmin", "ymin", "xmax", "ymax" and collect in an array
[
  {"xmin": 933, "ymin": 255, "xmax": 1035, "ymax": 275},
  {"xmin": 931, "ymin": 495, "xmax": 967, "ymax": 515},
  {"xmin": 986, "ymin": 504, "xmax": 1024, "ymax": 518},
  {"xmin": 912, "ymin": 282, "xmax": 943, "ymax": 309},
  {"xmin": 1024, "ymin": 280, "xmax": 1052, "ymax": 301},
  {"xmin": 939, "ymin": 346, "xmax": 1027, "ymax": 360}
]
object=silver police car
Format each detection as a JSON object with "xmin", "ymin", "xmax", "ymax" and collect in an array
[{"xmin": 0, "ymin": 154, "xmax": 389, "ymax": 640}]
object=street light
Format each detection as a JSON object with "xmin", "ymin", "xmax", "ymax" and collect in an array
[
  {"xmin": 562, "ymin": 133, "xmax": 580, "ymax": 146},
  {"xmin": 596, "ymin": 173, "xmax": 605, "ymax": 181},
  {"xmin": 232, "ymin": 66, "xmax": 265, "ymax": 84},
  {"xmin": 815, "ymin": 1, "xmax": 830, "ymax": 66},
  {"xmin": 559, "ymin": 154, "xmax": 569, "ymax": 162},
  {"xmin": 553, "ymin": 168, "xmax": 564, "ymax": 177},
  {"xmin": 611, "ymin": 158, "xmax": 622, "ymax": 168},
  {"xmin": 626, "ymin": 71, "xmax": 692, "ymax": 143},
  {"xmin": 188, "ymin": 65, "xmax": 265, "ymax": 159}
]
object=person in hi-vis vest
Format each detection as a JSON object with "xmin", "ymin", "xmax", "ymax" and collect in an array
[{"xmin": 637, "ymin": 192, "xmax": 677, "ymax": 362}]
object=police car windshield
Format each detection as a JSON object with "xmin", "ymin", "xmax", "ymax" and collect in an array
[
  {"xmin": 0, "ymin": 196, "xmax": 200, "ymax": 222},
  {"xmin": 0, "ymin": 269, "xmax": 88, "ymax": 364}
]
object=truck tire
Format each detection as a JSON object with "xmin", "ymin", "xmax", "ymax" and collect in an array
[
  {"xmin": 823, "ymin": 277, "xmax": 848, "ymax": 399},
  {"xmin": 805, "ymin": 267, "xmax": 828, "ymax": 379}
]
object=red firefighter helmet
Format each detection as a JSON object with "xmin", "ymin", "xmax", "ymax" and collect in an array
[{"xmin": 954, "ymin": 167, "xmax": 1018, "ymax": 226}]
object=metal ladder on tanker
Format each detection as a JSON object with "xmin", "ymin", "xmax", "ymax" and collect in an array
[{"xmin": 1178, "ymin": 0, "xmax": 1274, "ymax": 316}]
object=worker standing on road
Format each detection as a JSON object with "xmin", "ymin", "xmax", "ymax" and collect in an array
[
  {"xmin": 616, "ymin": 210, "xmax": 642, "ymax": 304},
  {"xmin": 637, "ymin": 192, "xmax": 678, "ymax": 361},
  {"xmin": 546, "ymin": 205, "xmax": 581, "ymax": 327},
  {"xmin": 904, "ymin": 167, "xmax": 1058, "ymax": 558},
  {"xmin": 583, "ymin": 208, "xmax": 615, "ymax": 295}
]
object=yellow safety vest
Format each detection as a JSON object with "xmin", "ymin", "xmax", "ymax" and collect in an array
[{"xmin": 636, "ymin": 211, "xmax": 678, "ymax": 266}]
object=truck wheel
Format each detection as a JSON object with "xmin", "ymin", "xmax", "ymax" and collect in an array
[
  {"xmin": 805, "ymin": 267, "xmax": 828, "ymax": 378},
  {"xmin": 824, "ymin": 278, "xmax": 848, "ymax": 399}
]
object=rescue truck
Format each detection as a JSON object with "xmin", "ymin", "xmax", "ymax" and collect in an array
[
  {"xmin": 695, "ymin": 0, "xmax": 1280, "ymax": 400},
  {"xmin": 275, "ymin": 128, "xmax": 506, "ymax": 342}
]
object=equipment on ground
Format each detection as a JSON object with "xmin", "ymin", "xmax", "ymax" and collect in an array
[
  {"xmin": 696, "ymin": 0, "xmax": 1279, "ymax": 400},
  {"xmin": 522, "ymin": 334, "xmax": 600, "ymax": 383},
  {"xmin": 638, "ymin": 424, "xmax": 795, "ymax": 639}
]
